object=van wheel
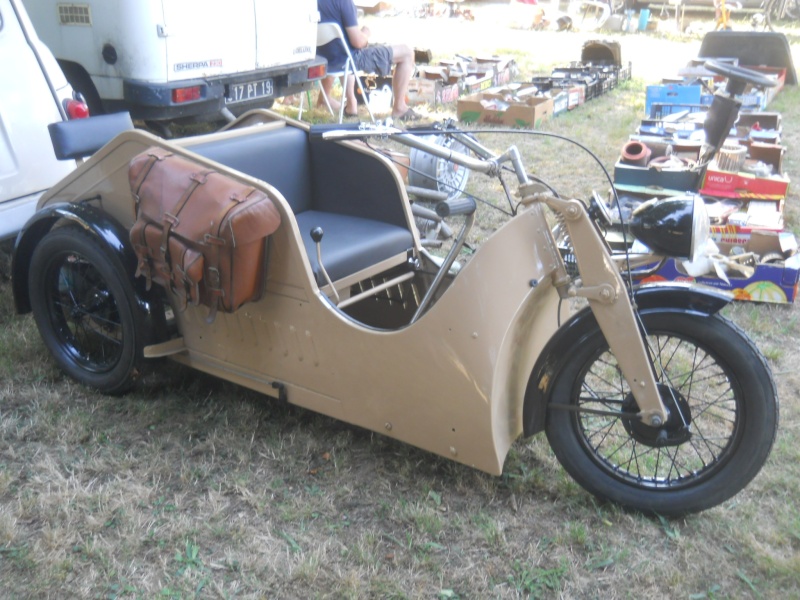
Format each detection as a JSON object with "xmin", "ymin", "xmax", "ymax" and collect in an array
[
  {"xmin": 28, "ymin": 227, "xmax": 145, "ymax": 395},
  {"xmin": 59, "ymin": 61, "xmax": 104, "ymax": 115}
]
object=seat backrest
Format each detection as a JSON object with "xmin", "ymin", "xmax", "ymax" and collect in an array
[
  {"xmin": 316, "ymin": 22, "xmax": 356, "ymax": 75},
  {"xmin": 309, "ymin": 138, "xmax": 409, "ymax": 229},
  {"xmin": 191, "ymin": 126, "xmax": 313, "ymax": 214},
  {"xmin": 316, "ymin": 22, "xmax": 346, "ymax": 48}
]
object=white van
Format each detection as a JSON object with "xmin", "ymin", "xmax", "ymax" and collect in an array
[
  {"xmin": 0, "ymin": 0, "xmax": 87, "ymax": 240},
  {"xmin": 23, "ymin": 0, "xmax": 326, "ymax": 124}
]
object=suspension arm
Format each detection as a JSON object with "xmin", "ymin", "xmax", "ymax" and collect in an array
[{"xmin": 522, "ymin": 187, "xmax": 669, "ymax": 427}]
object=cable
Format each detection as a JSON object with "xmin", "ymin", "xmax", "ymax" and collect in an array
[
  {"xmin": 366, "ymin": 137, "xmax": 515, "ymax": 217},
  {"xmin": 370, "ymin": 125, "xmax": 637, "ymax": 298}
]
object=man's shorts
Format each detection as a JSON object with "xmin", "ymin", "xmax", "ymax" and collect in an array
[{"xmin": 352, "ymin": 45, "xmax": 394, "ymax": 76}]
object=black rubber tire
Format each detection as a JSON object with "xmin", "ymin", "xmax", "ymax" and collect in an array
[
  {"xmin": 545, "ymin": 311, "xmax": 778, "ymax": 515},
  {"xmin": 28, "ymin": 227, "xmax": 145, "ymax": 395}
]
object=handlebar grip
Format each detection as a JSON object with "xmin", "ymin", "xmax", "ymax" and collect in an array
[
  {"xmin": 436, "ymin": 197, "xmax": 477, "ymax": 217},
  {"xmin": 309, "ymin": 122, "xmax": 364, "ymax": 140}
]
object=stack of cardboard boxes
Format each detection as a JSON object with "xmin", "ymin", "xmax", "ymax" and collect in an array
[
  {"xmin": 614, "ymin": 60, "xmax": 798, "ymax": 303},
  {"xmin": 402, "ymin": 55, "xmax": 518, "ymax": 108},
  {"xmin": 454, "ymin": 39, "xmax": 631, "ymax": 129}
]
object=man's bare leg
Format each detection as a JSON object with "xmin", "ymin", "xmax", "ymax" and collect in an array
[
  {"xmin": 317, "ymin": 76, "xmax": 342, "ymax": 112},
  {"xmin": 390, "ymin": 44, "xmax": 415, "ymax": 118}
]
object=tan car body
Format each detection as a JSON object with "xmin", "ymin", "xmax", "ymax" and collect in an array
[{"xmin": 29, "ymin": 111, "xmax": 667, "ymax": 476}]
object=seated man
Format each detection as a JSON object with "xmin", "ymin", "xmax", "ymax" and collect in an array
[{"xmin": 316, "ymin": 0, "xmax": 420, "ymax": 121}]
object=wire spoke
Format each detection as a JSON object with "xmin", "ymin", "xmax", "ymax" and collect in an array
[{"xmin": 574, "ymin": 324, "xmax": 744, "ymax": 489}]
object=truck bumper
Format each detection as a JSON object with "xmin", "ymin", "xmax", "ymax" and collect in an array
[{"xmin": 121, "ymin": 57, "xmax": 327, "ymax": 121}]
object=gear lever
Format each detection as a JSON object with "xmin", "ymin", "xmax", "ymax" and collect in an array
[{"xmin": 310, "ymin": 227, "xmax": 339, "ymax": 304}]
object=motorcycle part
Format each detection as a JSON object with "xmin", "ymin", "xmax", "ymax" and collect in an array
[
  {"xmin": 408, "ymin": 134, "xmax": 471, "ymax": 200},
  {"xmin": 28, "ymin": 227, "xmax": 147, "ymax": 394},
  {"xmin": 545, "ymin": 311, "xmax": 778, "ymax": 515},
  {"xmin": 629, "ymin": 194, "xmax": 710, "ymax": 261},
  {"xmin": 702, "ymin": 61, "xmax": 778, "ymax": 164},
  {"xmin": 311, "ymin": 227, "xmax": 339, "ymax": 304},
  {"xmin": 522, "ymin": 283, "xmax": 732, "ymax": 437}
]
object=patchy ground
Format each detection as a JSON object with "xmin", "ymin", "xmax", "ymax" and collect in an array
[{"xmin": 1, "ymin": 10, "xmax": 799, "ymax": 599}]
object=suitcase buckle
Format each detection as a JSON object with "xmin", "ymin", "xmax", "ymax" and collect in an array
[
  {"xmin": 207, "ymin": 267, "xmax": 222, "ymax": 291},
  {"xmin": 203, "ymin": 233, "xmax": 225, "ymax": 246}
]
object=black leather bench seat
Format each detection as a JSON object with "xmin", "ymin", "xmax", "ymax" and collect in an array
[
  {"xmin": 189, "ymin": 124, "xmax": 414, "ymax": 288},
  {"xmin": 296, "ymin": 210, "xmax": 413, "ymax": 284}
]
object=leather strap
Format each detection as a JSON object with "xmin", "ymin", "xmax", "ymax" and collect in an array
[
  {"xmin": 202, "ymin": 185, "xmax": 257, "ymax": 321},
  {"xmin": 158, "ymin": 170, "xmax": 212, "ymax": 266},
  {"xmin": 131, "ymin": 150, "xmax": 170, "ymax": 201}
]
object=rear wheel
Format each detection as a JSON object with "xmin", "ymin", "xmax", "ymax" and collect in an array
[
  {"xmin": 28, "ymin": 227, "xmax": 145, "ymax": 394},
  {"xmin": 545, "ymin": 311, "xmax": 778, "ymax": 515}
]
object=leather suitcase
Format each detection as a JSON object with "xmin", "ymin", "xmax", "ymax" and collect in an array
[{"xmin": 129, "ymin": 147, "xmax": 281, "ymax": 319}]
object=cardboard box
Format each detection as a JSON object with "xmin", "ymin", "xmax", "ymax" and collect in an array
[
  {"xmin": 640, "ymin": 231, "xmax": 800, "ymax": 303},
  {"xmin": 474, "ymin": 56, "xmax": 517, "ymax": 87},
  {"xmin": 552, "ymin": 90, "xmax": 569, "ymax": 115},
  {"xmin": 457, "ymin": 92, "xmax": 554, "ymax": 128},
  {"xmin": 710, "ymin": 222, "xmax": 794, "ymax": 246},
  {"xmin": 614, "ymin": 162, "xmax": 701, "ymax": 193},
  {"xmin": 407, "ymin": 78, "xmax": 460, "ymax": 107},
  {"xmin": 735, "ymin": 111, "xmax": 781, "ymax": 142},
  {"xmin": 566, "ymin": 85, "xmax": 585, "ymax": 109},
  {"xmin": 700, "ymin": 143, "xmax": 789, "ymax": 200},
  {"xmin": 461, "ymin": 73, "xmax": 494, "ymax": 94},
  {"xmin": 614, "ymin": 141, "xmax": 701, "ymax": 193},
  {"xmin": 701, "ymin": 169, "xmax": 789, "ymax": 200},
  {"xmin": 744, "ymin": 65, "xmax": 786, "ymax": 105}
]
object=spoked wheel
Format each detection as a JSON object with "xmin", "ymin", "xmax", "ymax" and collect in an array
[
  {"xmin": 545, "ymin": 311, "xmax": 778, "ymax": 515},
  {"xmin": 766, "ymin": 0, "xmax": 800, "ymax": 30},
  {"xmin": 28, "ymin": 227, "xmax": 145, "ymax": 394}
]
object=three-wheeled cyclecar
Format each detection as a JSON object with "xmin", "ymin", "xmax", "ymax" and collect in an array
[{"xmin": 12, "ymin": 61, "xmax": 779, "ymax": 515}]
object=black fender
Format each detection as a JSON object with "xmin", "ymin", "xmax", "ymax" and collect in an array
[
  {"xmin": 521, "ymin": 283, "xmax": 732, "ymax": 438},
  {"xmin": 11, "ymin": 202, "xmax": 168, "ymax": 345}
]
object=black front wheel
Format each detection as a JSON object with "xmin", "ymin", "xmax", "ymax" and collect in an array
[
  {"xmin": 545, "ymin": 311, "xmax": 778, "ymax": 515},
  {"xmin": 28, "ymin": 227, "xmax": 145, "ymax": 394}
]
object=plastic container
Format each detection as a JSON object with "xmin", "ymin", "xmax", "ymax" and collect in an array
[{"xmin": 638, "ymin": 9, "xmax": 650, "ymax": 32}]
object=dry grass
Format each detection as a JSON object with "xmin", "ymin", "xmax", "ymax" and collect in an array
[{"xmin": 2, "ymin": 9, "xmax": 800, "ymax": 598}]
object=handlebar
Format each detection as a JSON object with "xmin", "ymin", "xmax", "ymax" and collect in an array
[
  {"xmin": 436, "ymin": 197, "xmax": 477, "ymax": 217},
  {"xmin": 309, "ymin": 122, "xmax": 401, "ymax": 141}
]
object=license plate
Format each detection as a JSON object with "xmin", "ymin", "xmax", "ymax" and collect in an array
[{"xmin": 226, "ymin": 78, "xmax": 274, "ymax": 103}]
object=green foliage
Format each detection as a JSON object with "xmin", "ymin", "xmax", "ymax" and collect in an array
[{"xmin": 505, "ymin": 559, "xmax": 568, "ymax": 598}]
